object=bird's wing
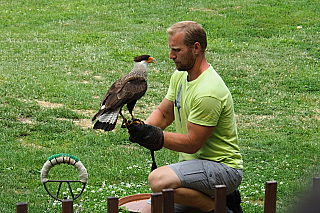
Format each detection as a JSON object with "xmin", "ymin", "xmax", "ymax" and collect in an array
[
  {"xmin": 92, "ymin": 74, "xmax": 146, "ymax": 122},
  {"xmin": 104, "ymin": 78, "xmax": 147, "ymax": 109},
  {"xmin": 99, "ymin": 74, "xmax": 143, "ymax": 104}
]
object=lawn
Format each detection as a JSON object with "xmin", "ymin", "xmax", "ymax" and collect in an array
[{"xmin": 0, "ymin": 0, "xmax": 319, "ymax": 212}]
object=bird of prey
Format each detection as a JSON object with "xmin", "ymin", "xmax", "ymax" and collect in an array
[{"xmin": 92, "ymin": 55, "xmax": 155, "ymax": 131}]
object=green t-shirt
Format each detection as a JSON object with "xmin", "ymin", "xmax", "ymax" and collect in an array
[{"xmin": 165, "ymin": 66, "xmax": 243, "ymax": 169}]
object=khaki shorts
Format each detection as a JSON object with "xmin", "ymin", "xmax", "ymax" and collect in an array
[
  {"xmin": 168, "ymin": 159, "xmax": 242, "ymax": 213},
  {"xmin": 148, "ymin": 159, "xmax": 242, "ymax": 212},
  {"xmin": 169, "ymin": 159, "xmax": 243, "ymax": 196}
]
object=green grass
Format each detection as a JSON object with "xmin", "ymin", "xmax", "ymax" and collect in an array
[{"xmin": 1, "ymin": 0, "xmax": 319, "ymax": 212}]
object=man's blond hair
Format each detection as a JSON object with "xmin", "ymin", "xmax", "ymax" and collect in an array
[{"xmin": 167, "ymin": 21, "xmax": 207, "ymax": 52}]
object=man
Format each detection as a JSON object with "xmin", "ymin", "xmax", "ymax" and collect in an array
[{"xmin": 127, "ymin": 21, "xmax": 243, "ymax": 213}]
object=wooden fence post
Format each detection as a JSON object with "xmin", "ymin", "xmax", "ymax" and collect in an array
[
  {"xmin": 107, "ymin": 197, "xmax": 118, "ymax": 213},
  {"xmin": 151, "ymin": 192, "xmax": 163, "ymax": 213},
  {"xmin": 214, "ymin": 185, "xmax": 226, "ymax": 213},
  {"xmin": 16, "ymin": 202, "xmax": 28, "ymax": 213},
  {"xmin": 162, "ymin": 189, "xmax": 174, "ymax": 213},
  {"xmin": 264, "ymin": 181, "xmax": 277, "ymax": 213},
  {"xmin": 62, "ymin": 199, "xmax": 73, "ymax": 213},
  {"xmin": 313, "ymin": 177, "xmax": 320, "ymax": 193}
]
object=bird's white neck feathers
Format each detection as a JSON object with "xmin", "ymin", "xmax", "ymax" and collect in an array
[{"xmin": 129, "ymin": 60, "xmax": 149, "ymax": 79}]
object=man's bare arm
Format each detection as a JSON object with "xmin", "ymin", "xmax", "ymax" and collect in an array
[
  {"xmin": 145, "ymin": 98, "xmax": 174, "ymax": 130},
  {"xmin": 163, "ymin": 121, "xmax": 215, "ymax": 154}
]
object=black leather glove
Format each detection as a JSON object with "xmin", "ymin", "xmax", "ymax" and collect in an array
[{"xmin": 127, "ymin": 122, "xmax": 164, "ymax": 151}]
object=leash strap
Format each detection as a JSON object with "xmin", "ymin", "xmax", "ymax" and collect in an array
[{"xmin": 151, "ymin": 150, "xmax": 157, "ymax": 171}]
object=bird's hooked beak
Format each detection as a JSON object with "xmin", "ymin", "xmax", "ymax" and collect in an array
[{"xmin": 147, "ymin": 57, "xmax": 156, "ymax": 63}]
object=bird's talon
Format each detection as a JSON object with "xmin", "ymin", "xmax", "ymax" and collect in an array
[
  {"xmin": 121, "ymin": 119, "xmax": 128, "ymax": 128},
  {"xmin": 131, "ymin": 118, "xmax": 144, "ymax": 125}
]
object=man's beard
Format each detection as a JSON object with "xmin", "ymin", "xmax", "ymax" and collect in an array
[{"xmin": 176, "ymin": 50, "xmax": 196, "ymax": 71}]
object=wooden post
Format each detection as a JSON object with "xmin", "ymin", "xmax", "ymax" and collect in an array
[
  {"xmin": 214, "ymin": 185, "xmax": 226, "ymax": 213},
  {"xmin": 62, "ymin": 199, "xmax": 73, "ymax": 213},
  {"xmin": 107, "ymin": 197, "xmax": 118, "ymax": 213},
  {"xmin": 264, "ymin": 181, "xmax": 277, "ymax": 213},
  {"xmin": 162, "ymin": 189, "xmax": 174, "ymax": 213},
  {"xmin": 313, "ymin": 177, "xmax": 320, "ymax": 192},
  {"xmin": 16, "ymin": 202, "xmax": 28, "ymax": 213},
  {"xmin": 151, "ymin": 192, "xmax": 163, "ymax": 213}
]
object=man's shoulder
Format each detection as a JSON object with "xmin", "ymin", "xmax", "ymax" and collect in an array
[
  {"xmin": 170, "ymin": 71, "xmax": 187, "ymax": 86},
  {"xmin": 171, "ymin": 70, "xmax": 187, "ymax": 78}
]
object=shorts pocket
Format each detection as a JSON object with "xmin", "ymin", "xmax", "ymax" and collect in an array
[
  {"xmin": 179, "ymin": 162, "xmax": 207, "ymax": 185},
  {"xmin": 203, "ymin": 161, "xmax": 223, "ymax": 190},
  {"xmin": 206, "ymin": 170, "xmax": 220, "ymax": 190}
]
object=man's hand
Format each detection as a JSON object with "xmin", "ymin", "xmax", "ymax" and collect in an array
[{"xmin": 127, "ymin": 121, "xmax": 164, "ymax": 151}]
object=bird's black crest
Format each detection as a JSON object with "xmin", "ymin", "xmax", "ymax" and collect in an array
[{"xmin": 134, "ymin": 55, "xmax": 150, "ymax": 62}]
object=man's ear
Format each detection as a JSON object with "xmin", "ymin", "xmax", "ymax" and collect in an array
[{"xmin": 194, "ymin": 42, "xmax": 202, "ymax": 54}]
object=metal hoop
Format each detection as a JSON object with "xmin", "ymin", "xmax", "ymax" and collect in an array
[{"xmin": 40, "ymin": 154, "xmax": 88, "ymax": 201}]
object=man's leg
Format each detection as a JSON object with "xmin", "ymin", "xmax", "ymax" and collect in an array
[
  {"xmin": 141, "ymin": 200, "xmax": 203, "ymax": 213},
  {"xmin": 174, "ymin": 187, "xmax": 215, "ymax": 211},
  {"xmin": 142, "ymin": 160, "xmax": 242, "ymax": 213},
  {"xmin": 142, "ymin": 166, "xmax": 215, "ymax": 212}
]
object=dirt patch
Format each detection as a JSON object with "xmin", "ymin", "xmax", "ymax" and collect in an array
[
  {"xmin": 93, "ymin": 76, "xmax": 102, "ymax": 79},
  {"xmin": 189, "ymin": 8, "xmax": 227, "ymax": 17},
  {"xmin": 74, "ymin": 119, "xmax": 93, "ymax": 129},
  {"xmin": 236, "ymin": 114, "xmax": 275, "ymax": 127},
  {"xmin": 57, "ymin": 117, "xmax": 93, "ymax": 129},
  {"xmin": 33, "ymin": 99, "xmax": 96, "ymax": 129},
  {"xmin": 35, "ymin": 99, "xmax": 64, "ymax": 108},
  {"xmin": 72, "ymin": 109, "xmax": 95, "ymax": 117},
  {"xmin": 17, "ymin": 116, "xmax": 34, "ymax": 125},
  {"xmin": 19, "ymin": 138, "xmax": 44, "ymax": 149},
  {"xmin": 313, "ymin": 109, "xmax": 320, "ymax": 120}
]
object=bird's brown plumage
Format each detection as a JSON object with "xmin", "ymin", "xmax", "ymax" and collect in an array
[{"xmin": 92, "ymin": 55, "xmax": 155, "ymax": 131}]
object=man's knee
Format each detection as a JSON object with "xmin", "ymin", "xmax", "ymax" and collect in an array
[
  {"xmin": 148, "ymin": 166, "xmax": 181, "ymax": 192},
  {"xmin": 148, "ymin": 169, "xmax": 167, "ymax": 192}
]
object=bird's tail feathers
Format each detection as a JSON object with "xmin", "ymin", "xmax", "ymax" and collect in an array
[
  {"xmin": 92, "ymin": 105, "xmax": 106, "ymax": 121},
  {"xmin": 93, "ymin": 107, "xmax": 121, "ymax": 131},
  {"xmin": 93, "ymin": 120, "xmax": 116, "ymax": 131}
]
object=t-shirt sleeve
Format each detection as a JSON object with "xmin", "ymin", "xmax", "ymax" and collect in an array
[
  {"xmin": 188, "ymin": 96, "xmax": 222, "ymax": 127},
  {"xmin": 165, "ymin": 73, "xmax": 176, "ymax": 102}
]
